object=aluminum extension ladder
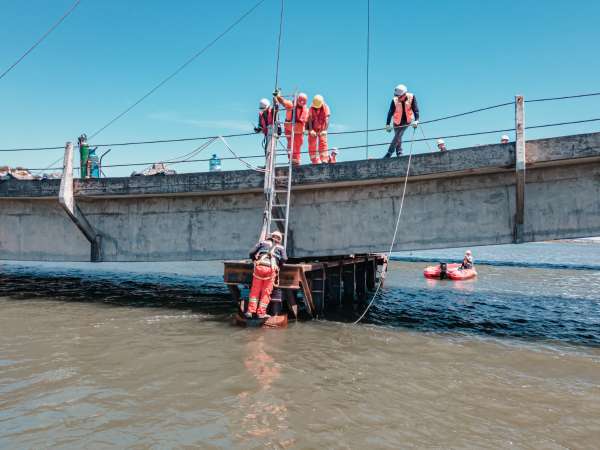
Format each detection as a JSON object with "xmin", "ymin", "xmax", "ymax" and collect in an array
[{"xmin": 261, "ymin": 92, "xmax": 297, "ymax": 250}]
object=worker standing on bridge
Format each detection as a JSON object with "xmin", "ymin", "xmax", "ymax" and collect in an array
[
  {"xmin": 307, "ymin": 95, "xmax": 331, "ymax": 164},
  {"xmin": 254, "ymin": 98, "xmax": 279, "ymax": 153},
  {"xmin": 383, "ymin": 84, "xmax": 420, "ymax": 158},
  {"xmin": 501, "ymin": 135, "xmax": 510, "ymax": 144},
  {"xmin": 437, "ymin": 139, "xmax": 447, "ymax": 152},
  {"xmin": 246, "ymin": 231, "xmax": 288, "ymax": 319},
  {"xmin": 275, "ymin": 89, "xmax": 308, "ymax": 165}
]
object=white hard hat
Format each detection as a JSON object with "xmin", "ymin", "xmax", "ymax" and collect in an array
[
  {"xmin": 259, "ymin": 98, "xmax": 270, "ymax": 110},
  {"xmin": 501, "ymin": 134, "xmax": 509, "ymax": 141},
  {"xmin": 271, "ymin": 230, "xmax": 283, "ymax": 240},
  {"xmin": 331, "ymin": 147, "xmax": 339, "ymax": 154},
  {"xmin": 394, "ymin": 84, "xmax": 408, "ymax": 96},
  {"xmin": 437, "ymin": 139, "xmax": 445, "ymax": 145},
  {"xmin": 465, "ymin": 249, "xmax": 472, "ymax": 255}
]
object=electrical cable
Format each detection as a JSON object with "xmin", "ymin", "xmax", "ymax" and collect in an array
[
  {"xmin": 526, "ymin": 92, "xmax": 600, "ymax": 103},
  {"xmin": 0, "ymin": 0, "xmax": 81, "ymax": 81},
  {"xmin": 88, "ymin": 0, "xmax": 267, "ymax": 139}
]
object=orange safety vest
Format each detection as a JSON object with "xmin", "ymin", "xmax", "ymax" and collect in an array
[
  {"xmin": 258, "ymin": 108, "xmax": 274, "ymax": 135},
  {"xmin": 392, "ymin": 93, "xmax": 414, "ymax": 125},
  {"xmin": 309, "ymin": 103, "xmax": 330, "ymax": 131},
  {"xmin": 283, "ymin": 98, "xmax": 308, "ymax": 125}
]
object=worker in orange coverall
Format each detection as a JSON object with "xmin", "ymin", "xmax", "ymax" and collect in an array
[
  {"xmin": 307, "ymin": 94, "xmax": 331, "ymax": 164},
  {"xmin": 245, "ymin": 231, "xmax": 288, "ymax": 319},
  {"xmin": 275, "ymin": 89, "xmax": 308, "ymax": 165}
]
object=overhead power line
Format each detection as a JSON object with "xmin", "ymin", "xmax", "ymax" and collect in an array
[
  {"xmin": 0, "ymin": 0, "xmax": 82, "ymax": 81},
  {"xmin": 3, "ymin": 93, "xmax": 600, "ymax": 153},
  {"xmin": 89, "ymin": 0, "xmax": 267, "ymax": 140}
]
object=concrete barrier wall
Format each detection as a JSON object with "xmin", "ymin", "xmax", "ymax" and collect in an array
[{"xmin": 1, "ymin": 132, "xmax": 599, "ymax": 261}]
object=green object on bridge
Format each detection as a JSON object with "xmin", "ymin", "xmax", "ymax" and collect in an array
[{"xmin": 79, "ymin": 144, "xmax": 89, "ymax": 178}]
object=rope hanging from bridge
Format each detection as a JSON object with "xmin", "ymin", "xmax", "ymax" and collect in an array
[{"xmin": 353, "ymin": 127, "xmax": 418, "ymax": 325}]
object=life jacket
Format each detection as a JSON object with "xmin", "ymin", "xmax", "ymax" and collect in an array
[
  {"xmin": 309, "ymin": 103, "xmax": 330, "ymax": 131},
  {"xmin": 255, "ymin": 240, "xmax": 282, "ymax": 270},
  {"xmin": 259, "ymin": 108, "xmax": 273, "ymax": 134},
  {"xmin": 392, "ymin": 93, "xmax": 414, "ymax": 125}
]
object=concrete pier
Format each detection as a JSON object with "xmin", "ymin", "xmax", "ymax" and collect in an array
[{"xmin": 1, "ymin": 132, "xmax": 600, "ymax": 262}]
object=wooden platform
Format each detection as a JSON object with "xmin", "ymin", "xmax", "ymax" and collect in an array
[{"xmin": 224, "ymin": 254, "xmax": 387, "ymax": 319}]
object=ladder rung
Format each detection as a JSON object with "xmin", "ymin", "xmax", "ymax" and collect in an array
[
  {"xmin": 274, "ymin": 176, "xmax": 288, "ymax": 180},
  {"xmin": 274, "ymin": 190, "xmax": 288, "ymax": 193},
  {"xmin": 271, "ymin": 218, "xmax": 286, "ymax": 222},
  {"xmin": 272, "ymin": 204, "xmax": 286, "ymax": 207}
]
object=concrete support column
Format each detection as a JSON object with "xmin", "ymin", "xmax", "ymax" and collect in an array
[{"xmin": 59, "ymin": 141, "xmax": 102, "ymax": 262}]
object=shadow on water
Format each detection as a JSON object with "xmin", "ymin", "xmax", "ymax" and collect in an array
[
  {"xmin": 357, "ymin": 286, "xmax": 600, "ymax": 347},
  {"xmin": 0, "ymin": 268, "xmax": 233, "ymax": 321},
  {"xmin": 1, "ymin": 265, "xmax": 599, "ymax": 347}
]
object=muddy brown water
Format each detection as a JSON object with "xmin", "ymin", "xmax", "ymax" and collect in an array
[{"xmin": 1, "ymin": 250, "xmax": 599, "ymax": 449}]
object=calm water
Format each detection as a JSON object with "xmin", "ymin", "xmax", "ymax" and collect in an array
[{"xmin": 1, "ymin": 242, "xmax": 600, "ymax": 449}]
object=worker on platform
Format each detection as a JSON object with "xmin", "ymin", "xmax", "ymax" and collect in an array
[
  {"xmin": 437, "ymin": 139, "xmax": 447, "ymax": 152},
  {"xmin": 254, "ymin": 98, "xmax": 279, "ymax": 152},
  {"xmin": 307, "ymin": 95, "xmax": 331, "ymax": 164},
  {"xmin": 246, "ymin": 230, "xmax": 288, "ymax": 319},
  {"xmin": 275, "ymin": 89, "xmax": 309, "ymax": 165},
  {"xmin": 461, "ymin": 249, "xmax": 474, "ymax": 270},
  {"xmin": 383, "ymin": 84, "xmax": 420, "ymax": 158},
  {"xmin": 501, "ymin": 135, "xmax": 510, "ymax": 144}
]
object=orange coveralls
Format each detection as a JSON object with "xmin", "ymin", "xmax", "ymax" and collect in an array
[
  {"xmin": 308, "ymin": 103, "xmax": 331, "ymax": 164},
  {"xmin": 278, "ymin": 98, "xmax": 308, "ymax": 165}
]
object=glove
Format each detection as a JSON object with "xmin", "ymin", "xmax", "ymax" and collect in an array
[
  {"xmin": 254, "ymin": 126, "xmax": 261, "ymax": 133},
  {"xmin": 273, "ymin": 88, "xmax": 282, "ymax": 98},
  {"xmin": 319, "ymin": 130, "xmax": 327, "ymax": 137},
  {"xmin": 309, "ymin": 130, "xmax": 317, "ymax": 137},
  {"xmin": 385, "ymin": 124, "xmax": 392, "ymax": 132},
  {"xmin": 411, "ymin": 120, "xmax": 419, "ymax": 129}
]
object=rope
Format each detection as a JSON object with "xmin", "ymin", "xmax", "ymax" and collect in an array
[
  {"xmin": 273, "ymin": 0, "xmax": 285, "ymax": 90},
  {"xmin": 365, "ymin": 0, "xmax": 370, "ymax": 159},
  {"xmin": 218, "ymin": 136, "xmax": 265, "ymax": 172},
  {"xmin": 526, "ymin": 92, "xmax": 600, "ymax": 103},
  {"xmin": 0, "ymin": 0, "xmax": 81, "ymax": 81},
  {"xmin": 353, "ymin": 127, "xmax": 418, "ymax": 324},
  {"xmin": 88, "ymin": 0, "xmax": 267, "ymax": 139}
]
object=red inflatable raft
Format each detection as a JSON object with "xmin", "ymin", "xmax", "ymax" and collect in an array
[{"xmin": 423, "ymin": 263, "xmax": 477, "ymax": 280}]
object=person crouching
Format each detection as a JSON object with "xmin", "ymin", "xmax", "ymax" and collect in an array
[{"xmin": 246, "ymin": 231, "xmax": 288, "ymax": 319}]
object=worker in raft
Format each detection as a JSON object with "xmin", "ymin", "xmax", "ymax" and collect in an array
[
  {"xmin": 461, "ymin": 250, "xmax": 474, "ymax": 270},
  {"xmin": 245, "ymin": 231, "xmax": 288, "ymax": 319}
]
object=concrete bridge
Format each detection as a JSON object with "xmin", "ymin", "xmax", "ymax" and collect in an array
[{"xmin": 1, "ymin": 132, "xmax": 599, "ymax": 262}]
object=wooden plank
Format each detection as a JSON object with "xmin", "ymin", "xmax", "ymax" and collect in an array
[{"xmin": 299, "ymin": 270, "xmax": 315, "ymax": 317}]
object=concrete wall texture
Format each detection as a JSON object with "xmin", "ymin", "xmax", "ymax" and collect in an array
[{"xmin": 1, "ymin": 132, "xmax": 599, "ymax": 262}]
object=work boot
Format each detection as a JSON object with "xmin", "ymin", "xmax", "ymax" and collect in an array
[
  {"xmin": 244, "ymin": 311, "xmax": 253, "ymax": 319},
  {"xmin": 257, "ymin": 312, "xmax": 271, "ymax": 319},
  {"xmin": 396, "ymin": 150, "xmax": 403, "ymax": 157},
  {"xmin": 383, "ymin": 152, "xmax": 392, "ymax": 159}
]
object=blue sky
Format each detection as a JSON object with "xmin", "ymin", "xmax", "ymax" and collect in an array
[{"xmin": 1, "ymin": 0, "xmax": 599, "ymax": 176}]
